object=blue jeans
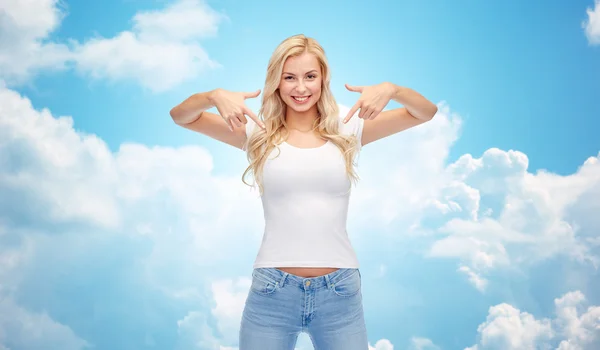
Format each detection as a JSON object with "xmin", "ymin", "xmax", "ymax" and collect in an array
[{"xmin": 239, "ymin": 267, "xmax": 368, "ymax": 349}]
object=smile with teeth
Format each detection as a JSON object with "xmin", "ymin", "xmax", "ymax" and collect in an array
[{"xmin": 292, "ymin": 95, "xmax": 311, "ymax": 103}]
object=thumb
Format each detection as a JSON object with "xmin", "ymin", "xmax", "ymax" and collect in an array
[
  {"xmin": 345, "ymin": 83, "xmax": 363, "ymax": 93},
  {"xmin": 244, "ymin": 89, "xmax": 261, "ymax": 99}
]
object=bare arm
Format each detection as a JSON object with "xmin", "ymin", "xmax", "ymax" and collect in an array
[
  {"xmin": 169, "ymin": 88, "xmax": 263, "ymax": 150},
  {"xmin": 389, "ymin": 84, "xmax": 438, "ymax": 121},
  {"xmin": 170, "ymin": 90, "xmax": 217, "ymax": 126},
  {"xmin": 344, "ymin": 82, "xmax": 438, "ymax": 147}
]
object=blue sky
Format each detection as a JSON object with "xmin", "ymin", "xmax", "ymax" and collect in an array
[{"xmin": 1, "ymin": 0, "xmax": 599, "ymax": 349}]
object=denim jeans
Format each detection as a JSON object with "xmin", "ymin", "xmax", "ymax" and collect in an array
[{"xmin": 239, "ymin": 267, "xmax": 368, "ymax": 349}]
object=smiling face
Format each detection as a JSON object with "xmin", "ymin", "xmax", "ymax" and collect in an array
[{"xmin": 278, "ymin": 51, "xmax": 322, "ymax": 115}]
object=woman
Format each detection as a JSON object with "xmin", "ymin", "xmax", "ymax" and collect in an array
[{"xmin": 170, "ymin": 34, "xmax": 437, "ymax": 350}]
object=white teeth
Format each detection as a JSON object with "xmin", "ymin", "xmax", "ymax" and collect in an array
[{"xmin": 293, "ymin": 96, "xmax": 309, "ymax": 102}]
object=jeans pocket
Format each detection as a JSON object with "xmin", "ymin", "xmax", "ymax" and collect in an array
[
  {"xmin": 331, "ymin": 269, "xmax": 361, "ymax": 297},
  {"xmin": 250, "ymin": 269, "xmax": 281, "ymax": 295}
]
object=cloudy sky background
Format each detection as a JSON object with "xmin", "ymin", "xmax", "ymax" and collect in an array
[{"xmin": 1, "ymin": 0, "xmax": 599, "ymax": 349}]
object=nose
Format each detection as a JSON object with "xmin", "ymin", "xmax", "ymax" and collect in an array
[{"xmin": 295, "ymin": 80, "xmax": 307, "ymax": 94}]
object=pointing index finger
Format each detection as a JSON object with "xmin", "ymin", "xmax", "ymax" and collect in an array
[
  {"xmin": 344, "ymin": 102, "xmax": 360, "ymax": 124},
  {"xmin": 243, "ymin": 89, "xmax": 261, "ymax": 99},
  {"xmin": 244, "ymin": 107, "xmax": 265, "ymax": 129}
]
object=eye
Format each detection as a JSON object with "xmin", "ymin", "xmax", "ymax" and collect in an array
[
  {"xmin": 307, "ymin": 74, "xmax": 316, "ymax": 79},
  {"xmin": 284, "ymin": 76, "xmax": 294, "ymax": 80}
]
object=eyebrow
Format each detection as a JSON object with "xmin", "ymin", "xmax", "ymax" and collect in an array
[{"xmin": 282, "ymin": 70, "xmax": 319, "ymax": 75}]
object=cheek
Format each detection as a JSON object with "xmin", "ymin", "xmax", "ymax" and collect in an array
[
  {"xmin": 279, "ymin": 82, "xmax": 293, "ymax": 96},
  {"xmin": 311, "ymin": 82, "xmax": 322, "ymax": 95}
]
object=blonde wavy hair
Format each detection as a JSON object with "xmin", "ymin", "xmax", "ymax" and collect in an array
[{"xmin": 242, "ymin": 34, "xmax": 361, "ymax": 195}]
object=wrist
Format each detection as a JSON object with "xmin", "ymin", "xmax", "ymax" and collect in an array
[
  {"xmin": 384, "ymin": 82, "xmax": 399, "ymax": 98},
  {"xmin": 207, "ymin": 88, "xmax": 221, "ymax": 104},
  {"xmin": 389, "ymin": 84, "xmax": 406, "ymax": 102}
]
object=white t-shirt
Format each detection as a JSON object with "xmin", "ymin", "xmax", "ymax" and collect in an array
[{"xmin": 244, "ymin": 111, "xmax": 364, "ymax": 268}]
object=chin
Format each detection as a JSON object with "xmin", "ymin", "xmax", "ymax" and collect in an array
[{"xmin": 289, "ymin": 104, "xmax": 315, "ymax": 113}]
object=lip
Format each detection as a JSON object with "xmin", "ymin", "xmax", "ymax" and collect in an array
[{"xmin": 291, "ymin": 95, "xmax": 311, "ymax": 104}]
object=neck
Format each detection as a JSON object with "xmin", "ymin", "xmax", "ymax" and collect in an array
[{"xmin": 285, "ymin": 105, "xmax": 319, "ymax": 132}]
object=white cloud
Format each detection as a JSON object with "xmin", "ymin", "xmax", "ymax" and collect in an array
[
  {"xmin": 0, "ymin": 297, "xmax": 90, "ymax": 350},
  {"xmin": 409, "ymin": 337, "xmax": 440, "ymax": 350},
  {"xmin": 210, "ymin": 278, "xmax": 251, "ymax": 346},
  {"xmin": 424, "ymin": 147, "xmax": 600, "ymax": 290},
  {"xmin": 554, "ymin": 291, "xmax": 600, "ymax": 350},
  {"xmin": 132, "ymin": 0, "xmax": 224, "ymax": 42},
  {"xmin": 346, "ymin": 101, "xmax": 463, "ymax": 230},
  {"xmin": 369, "ymin": 338, "xmax": 395, "ymax": 350},
  {"xmin": 347, "ymin": 101, "xmax": 599, "ymax": 291},
  {"xmin": 0, "ymin": 76, "xmax": 262, "ymax": 348},
  {"xmin": 71, "ymin": 0, "xmax": 225, "ymax": 92},
  {"xmin": 0, "ymin": 0, "xmax": 225, "ymax": 91},
  {"xmin": 0, "ymin": 83, "xmax": 121, "ymax": 229},
  {"xmin": 0, "ymin": 82, "xmax": 263, "ymax": 255},
  {"xmin": 466, "ymin": 303, "xmax": 554, "ymax": 350},
  {"xmin": 0, "ymin": 0, "xmax": 72, "ymax": 84},
  {"xmin": 176, "ymin": 311, "xmax": 221, "ymax": 349},
  {"xmin": 458, "ymin": 265, "xmax": 488, "ymax": 292},
  {"xmin": 583, "ymin": 0, "xmax": 600, "ymax": 45},
  {"xmin": 466, "ymin": 291, "xmax": 600, "ymax": 350}
]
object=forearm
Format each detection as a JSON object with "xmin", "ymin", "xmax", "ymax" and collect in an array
[
  {"xmin": 170, "ymin": 90, "xmax": 217, "ymax": 125},
  {"xmin": 389, "ymin": 83, "xmax": 438, "ymax": 121}
]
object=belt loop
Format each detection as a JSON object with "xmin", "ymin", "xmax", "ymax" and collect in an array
[
  {"xmin": 279, "ymin": 272, "xmax": 289, "ymax": 287},
  {"xmin": 324, "ymin": 274, "xmax": 332, "ymax": 289}
]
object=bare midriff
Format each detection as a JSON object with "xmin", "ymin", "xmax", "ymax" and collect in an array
[{"xmin": 276, "ymin": 267, "xmax": 339, "ymax": 278}]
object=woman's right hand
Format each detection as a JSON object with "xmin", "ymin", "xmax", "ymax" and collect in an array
[{"xmin": 210, "ymin": 88, "xmax": 265, "ymax": 132}]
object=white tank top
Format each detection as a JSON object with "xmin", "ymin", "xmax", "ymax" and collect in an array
[{"xmin": 244, "ymin": 111, "xmax": 364, "ymax": 269}]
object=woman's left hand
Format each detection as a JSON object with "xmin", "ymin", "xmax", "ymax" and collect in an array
[{"xmin": 343, "ymin": 82, "xmax": 396, "ymax": 123}]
